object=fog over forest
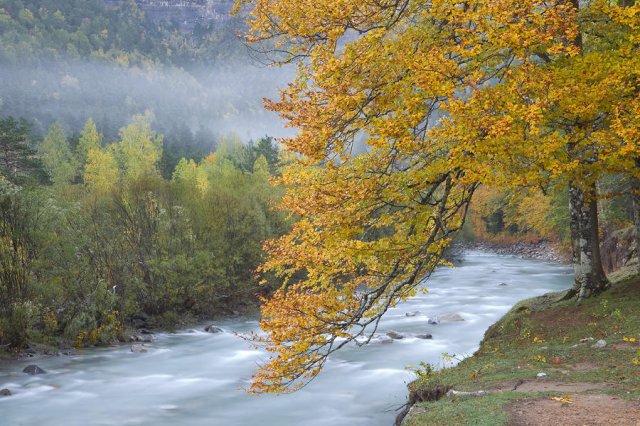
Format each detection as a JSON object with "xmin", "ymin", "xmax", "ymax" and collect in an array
[{"xmin": 0, "ymin": 58, "xmax": 294, "ymax": 142}]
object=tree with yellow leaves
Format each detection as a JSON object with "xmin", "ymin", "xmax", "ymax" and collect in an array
[{"xmin": 234, "ymin": 0, "xmax": 639, "ymax": 393}]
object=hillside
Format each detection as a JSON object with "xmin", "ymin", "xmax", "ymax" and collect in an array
[
  {"xmin": 0, "ymin": 0, "xmax": 290, "ymax": 173},
  {"xmin": 0, "ymin": 0, "xmax": 241, "ymax": 65},
  {"xmin": 401, "ymin": 267, "xmax": 640, "ymax": 425}
]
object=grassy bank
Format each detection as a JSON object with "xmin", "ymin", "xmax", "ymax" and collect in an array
[{"xmin": 402, "ymin": 267, "xmax": 640, "ymax": 425}]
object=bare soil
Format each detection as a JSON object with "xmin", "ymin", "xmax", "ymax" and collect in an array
[
  {"xmin": 611, "ymin": 342, "xmax": 640, "ymax": 351},
  {"xmin": 490, "ymin": 379, "xmax": 613, "ymax": 394},
  {"xmin": 507, "ymin": 394, "xmax": 640, "ymax": 426},
  {"xmin": 567, "ymin": 362, "xmax": 601, "ymax": 372},
  {"xmin": 512, "ymin": 380, "xmax": 613, "ymax": 393}
]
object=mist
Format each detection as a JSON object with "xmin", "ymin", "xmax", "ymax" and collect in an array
[{"xmin": 0, "ymin": 57, "xmax": 295, "ymax": 143}]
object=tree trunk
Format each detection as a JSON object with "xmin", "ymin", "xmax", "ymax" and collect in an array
[
  {"xmin": 568, "ymin": 183, "xmax": 583, "ymax": 294},
  {"xmin": 632, "ymin": 158, "xmax": 640, "ymax": 274},
  {"xmin": 569, "ymin": 183, "xmax": 610, "ymax": 302}
]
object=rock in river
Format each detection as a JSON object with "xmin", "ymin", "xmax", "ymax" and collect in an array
[
  {"xmin": 386, "ymin": 331, "xmax": 404, "ymax": 340},
  {"xmin": 131, "ymin": 344, "xmax": 148, "ymax": 353},
  {"xmin": 439, "ymin": 313, "xmax": 465, "ymax": 322},
  {"xmin": 204, "ymin": 325, "xmax": 224, "ymax": 333},
  {"xmin": 23, "ymin": 365, "xmax": 46, "ymax": 375},
  {"xmin": 129, "ymin": 334, "xmax": 154, "ymax": 343},
  {"xmin": 0, "ymin": 389, "xmax": 11, "ymax": 397},
  {"xmin": 416, "ymin": 334, "xmax": 433, "ymax": 340},
  {"xmin": 372, "ymin": 335, "xmax": 394, "ymax": 344}
]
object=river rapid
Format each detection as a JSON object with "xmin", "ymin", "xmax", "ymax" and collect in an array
[{"xmin": 0, "ymin": 251, "xmax": 573, "ymax": 426}]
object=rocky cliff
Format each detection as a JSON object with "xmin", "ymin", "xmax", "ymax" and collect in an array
[{"xmin": 104, "ymin": 0, "xmax": 235, "ymax": 32}]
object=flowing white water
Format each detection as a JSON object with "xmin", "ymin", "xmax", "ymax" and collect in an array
[{"xmin": 0, "ymin": 251, "xmax": 573, "ymax": 425}]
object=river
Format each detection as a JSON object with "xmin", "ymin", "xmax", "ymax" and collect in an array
[{"xmin": 0, "ymin": 251, "xmax": 573, "ymax": 425}]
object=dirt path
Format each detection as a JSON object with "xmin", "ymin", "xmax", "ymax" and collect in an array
[
  {"xmin": 507, "ymin": 394, "xmax": 640, "ymax": 426},
  {"xmin": 509, "ymin": 380, "xmax": 613, "ymax": 393}
]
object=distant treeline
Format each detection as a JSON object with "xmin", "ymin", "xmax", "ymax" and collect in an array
[
  {"xmin": 0, "ymin": 114, "xmax": 288, "ymax": 349},
  {"xmin": 0, "ymin": 0, "xmax": 243, "ymax": 66}
]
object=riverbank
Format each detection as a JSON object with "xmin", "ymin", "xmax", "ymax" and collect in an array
[
  {"xmin": 400, "ymin": 266, "xmax": 640, "ymax": 425},
  {"xmin": 0, "ymin": 305, "xmax": 259, "ymax": 364},
  {"xmin": 454, "ymin": 239, "xmax": 569, "ymax": 264}
]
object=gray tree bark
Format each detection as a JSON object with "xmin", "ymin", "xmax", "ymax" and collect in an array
[
  {"xmin": 569, "ymin": 183, "xmax": 610, "ymax": 302},
  {"xmin": 632, "ymin": 158, "xmax": 640, "ymax": 274}
]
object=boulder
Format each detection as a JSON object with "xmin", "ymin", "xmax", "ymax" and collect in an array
[
  {"xmin": 131, "ymin": 344, "xmax": 148, "ymax": 353},
  {"xmin": 204, "ymin": 324, "xmax": 224, "ymax": 333},
  {"xmin": 386, "ymin": 331, "xmax": 404, "ymax": 340},
  {"xmin": 373, "ymin": 335, "xmax": 394, "ymax": 344},
  {"xmin": 405, "ymin": 311, "xmax": 420, "ymax": 317},
  {"xmin": 129, "ymin": 334, "xmax": 154, "ymax": 343},
  {"xmin": 416, "ymin": 334, "xmax": 433, "ymax": 340},
  {"xmin": 498, "ymin": 282, "xmax": 508, "ymax": 286},
  {"xmin": 427, "ymin": 317, "xmax": 440, "ymax": 325},
  {"xmin": 0, "ymin": 389, "xmax": 11, "ymax": 397},
  {"xmin": 592, "ymin": 339, "xmax": 607, "ymax": 349},
  {"xmin": 23, "ymin": 365, "xmax": 46, "ymax": 375},
  {"xmin": 439, "ymin": 313, "xmax": 465, "ymax": 322}
]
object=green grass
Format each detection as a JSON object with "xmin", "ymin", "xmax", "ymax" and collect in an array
[
  {"xmin": 404, "ymin": 392, "xmax": 520, "ymax": 426},
  {"xmin": 403, "ymin": 270, "xmax": 640, "ymax": 425}
]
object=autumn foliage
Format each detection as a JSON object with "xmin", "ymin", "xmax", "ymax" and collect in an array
[{"xmin": 234, "ymin": 0, "xmax": 640, "ymax": 393}]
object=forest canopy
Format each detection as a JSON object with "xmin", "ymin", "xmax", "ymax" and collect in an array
[{"xmin": 0, "ymin": 114, "xmax": 287, "ymax": 349}]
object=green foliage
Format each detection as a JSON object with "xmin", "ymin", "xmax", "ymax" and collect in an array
[
  {"xmin": 0, "ymin": 188, "xmax": 46, "ymax": 348},
  {"xmin": 40, "ymin": 122, "xmax": 77, "ymax": 185},
  {"xmin": 213, "ymin": 135, "xmax": 281, "ymax": 175},
  {"xmin": 0, "ymin": 116, "xmax": 47, "ymax": 185},
  {"xmin": 411, "ymin": 362, "xmax": 436, "ymax": 382},
  {"xmin": 599, "ymin": 174, "xmax": 637, "ymax": 227},
  {"xmin": 546, "ymin": 186, "xmax": 571, "ymax": 245},
  {"xmin": 114, "ymin": 112, "xmax": 163, "ymax": 180},
  {"xmin": 0, "ymin": 113, "xmax": 287, "ymax": 349},
  {"xmin": 1, "ymin": 301, "xmax": 37, "ymax": 349},
  {"xmin": 76, "ymin": 118, "xmax": 102, "ymax": 171}
]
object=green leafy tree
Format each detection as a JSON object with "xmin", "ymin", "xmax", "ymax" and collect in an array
[
  {"xmin": 40, "ymin": 122, "xmax": 76, "ymax": 185},
  {"xmin": 0, "ymin": 117, "xmax": 46, "ymax": 185},
  {"xmin": 115, "ymin": 112, "xmax": 163, "ymax": 180},
  {"xmin": 76, "ymin": 118, "xmax": 102, "ymax": 171},
  {"xmin": 84, "ymin": 147, "xmax": 119, "ymax": 194}
]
